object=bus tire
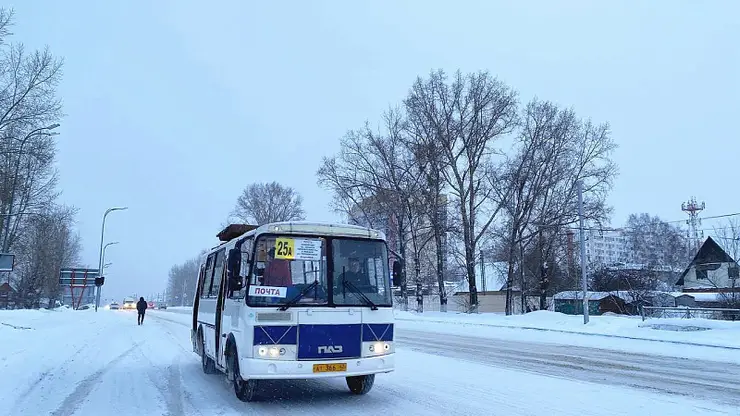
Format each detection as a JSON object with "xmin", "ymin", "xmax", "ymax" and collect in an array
[
  {"xmin": 199, "ymin": 331, "xmax": 216, "ymax": 374},
  {"xmin": 230, "ymin": 351, "xmax": 258, "ymax": 402},
  {"xmin": 346, "ymin": 374, "xmax": 375, "ymax": 395}
]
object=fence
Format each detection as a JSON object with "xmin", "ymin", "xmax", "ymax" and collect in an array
[
  {"xmin": 641, "ymin": 306, "xmax": 740, "ymax": 321},
  {"xmin": 394, "ymin": 293, "xmax": 552, "ymax": 314}
]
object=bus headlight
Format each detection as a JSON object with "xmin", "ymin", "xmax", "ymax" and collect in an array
[{"xmin": 256, "ymin": 345, "xmax": 290, "ymax": 359}]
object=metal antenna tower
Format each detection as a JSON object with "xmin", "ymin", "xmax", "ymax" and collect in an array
[{"xmin": 682, "ymin": 197, "xmax": 705, "ymax": 255}]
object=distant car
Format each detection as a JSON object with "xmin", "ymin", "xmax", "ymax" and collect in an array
[
  {"xmin": 109, "ymin": 302, "xmax": 120, "ymax": 310},
  {"xmin": 157, "ymin": 303, "xmax": 167, "ymax": 310},
  {"xmin": 122, "ymin": 298, "xmax": 136, "ymax": 310},
  {"xmin": 147, "ymin": 301, "xmax": 155, "ymax": 309}
]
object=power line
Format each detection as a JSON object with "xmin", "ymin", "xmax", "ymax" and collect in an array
[{"xmin": 543, "ymin": 211, "xmax": 740, "ymax": 234}]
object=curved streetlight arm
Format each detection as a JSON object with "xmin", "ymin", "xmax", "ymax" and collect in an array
[
  {"xmin": 101, "ymin": 241, "xmax": 119, "ymax": 274},
  {"xmin": 95, "ymin": 207, "xmax": 127, "ymax": 312}
]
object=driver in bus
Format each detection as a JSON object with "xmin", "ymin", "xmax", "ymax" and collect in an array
[
  {"xmin": 336, "ymin": 257, "xmax": 371, "ymax": 291},
  {"xmin": 262, "ymin": 247, "xmax": 292, "ymax": 287}
]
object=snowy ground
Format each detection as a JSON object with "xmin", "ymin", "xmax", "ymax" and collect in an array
[
  {"xmin": 1, "ymin": 308, "xmax": 739, "ymax": 415},
  {"xmin": 393, "ymin": 310, "xmax": 740, "ymax": 364}
]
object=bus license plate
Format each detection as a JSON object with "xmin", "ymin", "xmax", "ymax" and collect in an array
[{"xmin": 313, "ymin": 363, "xmax": 347, "ymax": 373}]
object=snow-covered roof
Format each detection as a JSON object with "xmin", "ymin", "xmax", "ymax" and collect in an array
[
  {"xmin": 677, "ymin": 236, "xmax": 739, "ymax": 285},
  {"xmin": 554, "ymin": 291, "xmax": 614, "ymax": 301},
  {"xmin": 554, "ymin": 290, "xmax": 677, "ymax": 303},
  {"xmin": 686, "ymin": 292, "xmax": 725, "ymax": 302},
  {"xmin": 603, "ymin": 263, "xmax": 681, "ymax": 273}
]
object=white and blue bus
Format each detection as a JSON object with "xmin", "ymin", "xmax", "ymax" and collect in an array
[{"xmin": 191, "ymin": 221, "xmax": 401, "ymax": 402}]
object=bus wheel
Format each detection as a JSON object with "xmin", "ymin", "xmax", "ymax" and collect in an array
[
  {"xmin": 200, "ymin": 334, "xmax": 216, "ymax": 374},
  {"xmin": 230, "ymin": 352, "xmax": 258, "ymax": 402},
  {"xmin": 346, "ymin": 374, "xmax": 375, "ymax": 395}
]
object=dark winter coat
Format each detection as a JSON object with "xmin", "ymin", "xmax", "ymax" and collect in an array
[{"xmin": 136, "ymin": 299, "xmax": 148, "ymax": 313}]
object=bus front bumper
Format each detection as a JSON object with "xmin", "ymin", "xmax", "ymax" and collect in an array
[{"xmin": 240, "ymin": 353, "xmax": 395, "ymax": 380}]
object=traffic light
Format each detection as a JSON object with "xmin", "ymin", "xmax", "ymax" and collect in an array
[{"xmin": 95, "ymin": 276, "xmax": 105, "ymax": 287}]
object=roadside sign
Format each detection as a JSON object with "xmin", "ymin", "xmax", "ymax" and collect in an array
[
  {"xmin": 59, "ymin": 268, "xmax": 100, "ymax": 286},
  {"xmin": 0, "ymin": 253, "xmax": 14, "ymax": 272},
  {"xmin": 59, "ymin": 268, "xmax": 100, "ymax": 310}
]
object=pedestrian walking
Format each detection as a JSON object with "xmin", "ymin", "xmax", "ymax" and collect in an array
[{"xmin": 137, "ymin": 296, "xmax": 148, "ymax": 325}]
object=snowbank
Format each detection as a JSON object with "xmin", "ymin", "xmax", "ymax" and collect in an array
[{"xmin": 394, "ymin": 309, "xmax": 740, "ymax": 350}]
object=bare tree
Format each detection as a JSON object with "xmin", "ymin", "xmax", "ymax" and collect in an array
[
  {"xmin": 232, "ymin": 181, "xmax": 305, "ymax": 225},
  {"xmin": 405, "ymin": 104, "xmax": 453, "ymax": 311},
  {"xmin": 405, "ymin": 70, "xmax": 519, "ymax": 312},
  {"xmin": 11, "ymin": 204, "xmax": 80, "ymax": 308},
  {"xmin": 496, "ymin": 99, "xmax": 617, "ymax": 314},
  {"xmin": 317, "ymin": 108, "xmax": 430, "ymax": 310},
  {"xmin": 167, "ymin": 255, "xmax": 203, "ymax": 307},
  {"xmin": 0, "ymin": 8, "xmax": 64, "ymax": 255},
  {"xmin": 624, "ymin": 213, "xmax": 688, "ymax": 270},
  {"xmin": 0, "ymin": 126, "xmax": 59, "ymax": 253}
]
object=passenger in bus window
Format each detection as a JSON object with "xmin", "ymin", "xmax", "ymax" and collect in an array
[
  {"xmin": 262, "ymin": 247, "xmax": 292, "ymax": 287},
  {"xmin": 337, "ymin": 257, "xmax": 371, "ymax": 290}
]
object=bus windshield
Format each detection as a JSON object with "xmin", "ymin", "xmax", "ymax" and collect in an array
[
  {"xmin": 248, "ymin": 235, "xmax": 328, "ymax": 306},
  {"xmin": 331, "ymin": 238, "xmax": 392, "ymax": 307},
  {"xmin": 246, "ymin": 235, "xmax": 391, "ymax": 307}
]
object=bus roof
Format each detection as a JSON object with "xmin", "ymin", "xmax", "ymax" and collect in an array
[{"xmin": 211, "ymin": 221, "xmax": 387, "ymax": 250}]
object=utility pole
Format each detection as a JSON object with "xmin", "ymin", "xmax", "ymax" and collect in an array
[
  {"xmin": 539, "ymin": 226, "xmax": 548, "ymax": 311},
  {"xmin": 480, "ymin": 250, "xmax": 486, "ymax": 293},
  {"xmin": 519, "ymin": 241, "xmax": 525, "ymax": 314},
  {"xmin": 577, "ymin": 180, "xmax": 589, "ymax": 324}
]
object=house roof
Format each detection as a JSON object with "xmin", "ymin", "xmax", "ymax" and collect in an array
[
  {"xmin": 554, "ymin": 290, "xmax": 677, "ymax": 303},
  {"xmin": 0, "ymin": 282, "xmax": 16, "ymax": 292},
  {"xmin": 554, "ymin": 291, "xmax": 615, "ymax": 301},
  {"xmin": 676, "ymin": 236, "xmax": 738, "ymax": 285}
]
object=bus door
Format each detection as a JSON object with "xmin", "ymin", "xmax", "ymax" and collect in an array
[
  {"xmin": 209, "ymin": 249, "xmax": 226, "ymax": 367},
  {"xmin": 191, "ymin": 263, "xmax": 205, "ymax": 352}
]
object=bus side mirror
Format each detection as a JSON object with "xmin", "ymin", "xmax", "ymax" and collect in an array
[{"xmin": 392, "ymin": 261, "xmax": 402, "ymax": 288}]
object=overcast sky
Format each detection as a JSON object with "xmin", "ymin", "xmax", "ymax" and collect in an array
[{"xmin": 10, "ymin": 1, "xmax": 739, "ymax": 301}]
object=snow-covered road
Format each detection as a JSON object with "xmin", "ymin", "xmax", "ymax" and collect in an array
[
  {"xmin": 2, "ymin": 309, "xmax": 737, "ymax": 416},
  {"xmin": 398, "ymin": 329, "xmax": 740, "ymax": 408}
]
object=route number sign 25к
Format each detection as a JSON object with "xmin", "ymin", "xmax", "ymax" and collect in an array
[{"xmin": 274, "ymin": 238, "xmax": 322, "ymax": 261}]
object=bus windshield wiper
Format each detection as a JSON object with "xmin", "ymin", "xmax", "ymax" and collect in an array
[
  {"xmin": 279, "ymin": 280, "xmax": 319, "ymax": 311},
  {"xmin": 342, "ymin": 279, "xmax": 378, "ymax": 311}
]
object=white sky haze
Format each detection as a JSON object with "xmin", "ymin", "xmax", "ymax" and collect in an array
[{"xmin": 9, "ymin": 0, "xmax": 739, "ymax": 300}]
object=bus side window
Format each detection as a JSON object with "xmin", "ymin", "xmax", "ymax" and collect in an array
[
  {"xmin": 201, "ymin": 254, "xmax": 214, "ymax": 299},
  {"xmin": 196, "ymin": 263, "xmax": 205, "ymax": 297},
  {"xmin": 250, "ymin": 240, "xmax": 268, "ymax": 285},
  {"xmin": 210, "ymin": 249, "xmax": 225, "ymax": 298}
]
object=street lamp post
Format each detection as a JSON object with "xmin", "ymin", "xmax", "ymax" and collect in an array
[
  {"xmin": 95, "ymin": 207, "xmax": 127, "ymax": 311},
  {"xmin": 101, "ymin": 241, "xmax": 119, "ymax": 274},
  {"xmin": 577, "ymin": 180, "xmax": 589, "ymax": 324}
]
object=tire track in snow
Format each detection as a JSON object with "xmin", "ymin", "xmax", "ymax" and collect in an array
[
  {"xmin": 143, "ymin": 355, "xmax": 186, "ymax": 416},
  {"xmin": 142, "ymin": 314, "xmax": 210, "ymax": 416},
  {"xmin": 8, "ymin": 323, "xmax": 106, "ymax": 415},
  {"xmin": 10, "ymin": 342, "xmax": 90, "ymax": 410},
  {"xmin": 48, "ymin": 342, "xmax": 141, "ymax": 416},
  {"xmin": 397, "ymin": 330, "xmax": 740, "ymax": 407}
]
